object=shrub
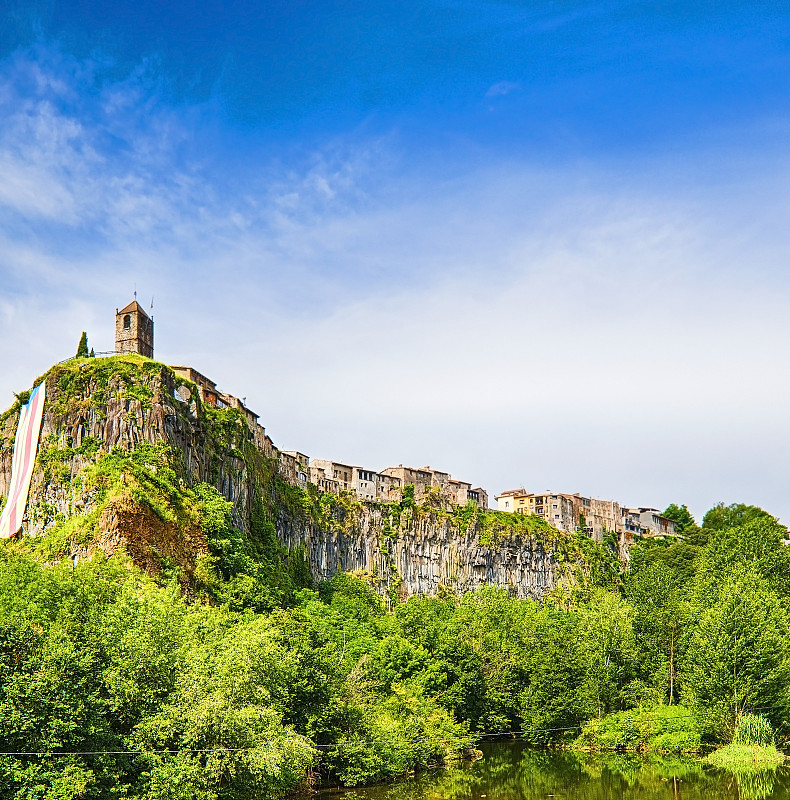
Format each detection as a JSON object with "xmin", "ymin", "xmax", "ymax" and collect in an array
[
  {"xmin": 733, "ymin": 714, "xmax": 774, "ymax": 747},
  {"xmin": 575, "ymin": 705, "xmax": 702, "ymax": 752}
]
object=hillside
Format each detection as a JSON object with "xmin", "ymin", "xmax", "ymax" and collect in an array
[{"xmin": 0, "ymin": 354, "xmax": 620, "ymax": 607}]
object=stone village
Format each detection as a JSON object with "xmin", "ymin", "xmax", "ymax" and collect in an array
[{"xmin": 115, "ymin": 299, "xmax": 679, "ymax": 544}]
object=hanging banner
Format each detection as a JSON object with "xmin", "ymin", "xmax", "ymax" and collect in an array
[{"xmin": 0, "ymin": 383, "xmax": 46, "ymax": 539}]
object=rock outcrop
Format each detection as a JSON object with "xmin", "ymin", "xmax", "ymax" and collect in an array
[
  {"xmin": 0, "ymin": 357, "xmax": 599, "ymax": 601},
  {"xmin": 276, "ymin": 508, "xmax": 558, "ymax": 602}
]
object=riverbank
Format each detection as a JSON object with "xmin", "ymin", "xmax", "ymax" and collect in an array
[{"xmin": 706, "ymin": 743, "xmax": 786, "ymax": 771}]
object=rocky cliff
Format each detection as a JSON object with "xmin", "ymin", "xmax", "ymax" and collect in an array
[
  {"xmin": 276, "ymin": 508, "xmax": 560, "ymax": 603},
  {"xmin": 0, "ymin": 356, "xmax": 615, "ymax": 601}
]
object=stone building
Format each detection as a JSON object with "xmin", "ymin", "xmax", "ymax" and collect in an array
[
  {"xmin": 447, "ymin": 478, "xmax": 472, "ymax": 505},
  {"xmin": 310, "ymin": 459, "xmax": 356, "ymax": 492},
  {"xmin": 494, "ymin": 490, "xmax": 621, "ymax": 541},
  {"xmin": 115, "ymin": 300, "xmax": 154, "ymax": 358},
  {"xmin": 309, "ymin": 462, "xmax": 339, "ymax": 494},
  {"xmin": 306, "ymin": 460, "xmax": 485, "ymax": 508},
  {"xmin": 621, "ymin": 508, "xmax": 644, "ymax": 536},
  {"xmin": 376, "ymin": 471, "xmax": 402, "ymax": 502},
  {"xmin": 626, "ymin": 508, "xmax": 678, "ymax": 538},
  {"xmin": 308, "ymin": 462, "xmax": 400, "ymax": 501},
  {"xmin": 468, "ymin": 487, "xmax": 488, "ymax": 508},
  {"xmin": 171, "ymin": 366, "xmax": 219, "ymax": 405},
  {"xmin": 587, "ymin": 497, "xmax": 623, "ymax": 539},
  {"xmin": 353, "ymin": 467, "xmax": 378, "ymax": 501},
  {"xmin": 496, "ymin": 491, "xmax": 581, "ymax": 532},
  {"xmin": 380, "ymin": 465, "xmax": 434, "ymax": 500},
  {"xmin": 379, "ymin": 464, "xmax": 488, "ymax": 509},
  {"xmin": 446, "ymin": 479, "xmax": 488, "ymax": 509},
  {"xmin": 281, "ymin": 451, "xmax": 309, "ymax": 487},
  {"xmin": 170, "ymin": 365, "xmax": 275, "ymax": 457},
  {"xmin": 495, "ymin": 488, "xmax": 525, "ymax": 513},
  {"xmin": 495, "ymin": 489, "xmax": 678, "ymax": 541}
]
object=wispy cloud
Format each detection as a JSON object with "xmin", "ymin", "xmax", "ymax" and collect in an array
[
  {"xmin": 2, "ymin": 41, "xmax": 790, "ymax": 523},
  {"xmin": 485, "ymin": 80, "xmax": 520, "ymax": 98}
]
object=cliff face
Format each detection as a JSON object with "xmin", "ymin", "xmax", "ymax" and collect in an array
[
  {"xmin": 0, "ymin": 357, "xmax": 596, "ymax": 601},
  {"xmin": 17, "ymin": 365, "xmax": 249, "ymax": 514},
  {"xmin": 276, "ymin": 510, "xmax": 557, "ymax": 602},
  {"xmin": 0, "ymin": 358, "xmax": 249, "ymax": 582}
]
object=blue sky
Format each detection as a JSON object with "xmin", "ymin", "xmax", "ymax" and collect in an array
[{"xmin": 2, "ymin": 1, "xmax": 790, "ymax": 522}]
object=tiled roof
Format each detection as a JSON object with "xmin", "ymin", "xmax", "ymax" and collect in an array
[{"xmin": 118, "ymin": 300, "xmax": 150, "ymax": 318}]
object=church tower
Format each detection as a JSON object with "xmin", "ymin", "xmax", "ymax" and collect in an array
[{"xmin": 115, "ymin": 300, "xmax": 154, "ymax": 358}]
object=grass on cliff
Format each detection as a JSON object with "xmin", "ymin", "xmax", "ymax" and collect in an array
[
  {"xmin": 22, "ymin": 439, "xmax": 197, "ymax": 560},
  {"xmin": 23, "ymin": 433, "xmax": 311, "ymax": 610},
  {"xmin": 44, "ymin": 355, "xmax": 161, "ymax": 415}
]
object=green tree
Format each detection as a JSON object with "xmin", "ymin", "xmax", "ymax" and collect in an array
[
  {"xmin": 701, "ymin": 502, "xmax": 780, "ymax": 532},
  {"xmin": 625, "ymin": 562, "xmax": 690, "ymax": 705},
  {"xmin": 76, "ymin": 331, "xmax": 89, "ymax": 358},
  {"xmin": 694, "ymin": 515, "xmax": 790, "ymax": 602},
  {"xmin": 132, "ymin": 622, "xmax": 316, "ymax": 800},
  {"xmin": 518, "ymin": 609, "xmax": 595, "ymax": 740},
  {"xmin": 578, "ymin": 590, "xmax": 639, "ymax": 716},
  {"xmin": 628, "ymin": 537, "xmax": 702, "ymax": 587},
  {"xmin": 662, "ymin": 504, "xmax": 696, "ymax": 535},
  {"xmin": 661, "ymin": 503, "xmax": 708, "ymax": 550},
  {"xmin": 681, "ymin": 570, "xmax": 790, "ymax": 740}
]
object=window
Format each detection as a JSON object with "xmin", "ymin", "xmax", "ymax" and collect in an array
[
  {"xmin": 123, "ymin": 314, "xmax": 131, "ymax": 329},
  {"xmin": 553, "ymin": 504, "xmax": 558, "ymax": 509}
]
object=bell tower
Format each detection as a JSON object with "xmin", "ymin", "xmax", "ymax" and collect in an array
[{"xmin": 115, "ymin": 300, "xmax": 154, "ymax": 358}]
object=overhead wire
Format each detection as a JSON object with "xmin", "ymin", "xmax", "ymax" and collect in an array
[{"xmin": 0, "ymin": 703, "xmax": 777, "ymax": 760}]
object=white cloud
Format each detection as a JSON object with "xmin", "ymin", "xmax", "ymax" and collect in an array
[
  {"xmin": 485, "ymin": 80, "xmax": 520, "ymax": 98},
  {"xmin": 2, "ymin": 43, "xmax": 790, "ymax": 525}
]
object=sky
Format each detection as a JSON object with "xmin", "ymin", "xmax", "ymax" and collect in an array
[{"xmin": 1, "ymin": 1, "xmax": 790, "ymax": 523}]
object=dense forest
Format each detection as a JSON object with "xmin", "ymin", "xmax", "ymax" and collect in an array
[{"xmin": 1, "ymin": 485, "xmax": 788, "ymax": 799}]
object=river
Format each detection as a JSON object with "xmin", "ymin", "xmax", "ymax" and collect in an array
[{"xmin": 318, "ymin": 742, "xmax": 789, "ymax": 800}]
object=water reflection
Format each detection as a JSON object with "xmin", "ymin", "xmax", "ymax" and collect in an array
[{"xmin": 317, "ymin": 742, "xmax": 790, "ymax": 800}]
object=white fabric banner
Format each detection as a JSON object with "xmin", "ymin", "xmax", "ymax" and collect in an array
[{"xmin": 0, "ymin": 383, "xmax": 46, "ymax": 539}]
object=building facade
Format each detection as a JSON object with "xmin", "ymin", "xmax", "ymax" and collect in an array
[
  {"xmin": 495, "ymin": 489, "xmax": 678, "ymax": 540},
  {"xmin": 115, "ymin": 300, "xmax": 154, "ymax": 358},
  {"xmin": 310, "ymin": 460, "xmax": 356, "ymax": 492},
  {"xmin": 281, "ymin": 451, "xmax": 310, "ymax": 487},
  {"xmin": 627, "ymin": 508, "xmax": 678, "ymax": 537}
]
